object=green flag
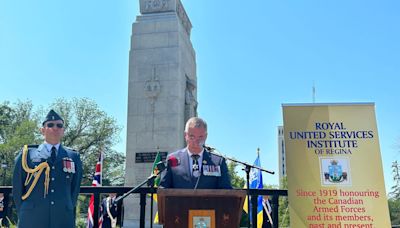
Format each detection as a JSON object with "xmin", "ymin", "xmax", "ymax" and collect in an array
[
  {"xmin": 151, "ymin": 150, "xmax": 162, "ymax": 224},
  {"xmin": 151, "ymin": 151, "xmax": 162, "ymax": 187}
]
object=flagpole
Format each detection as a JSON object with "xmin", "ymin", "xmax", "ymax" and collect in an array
[
  {"xmin": 87, "ymin": 150, "xmax": 103, "ymax": 228},
  {"xmin": 150, "ymin": 182, "xmax": 154, "ymax": 228},
  {"xmin": 203, "ymin": 146, "xmax": 273, "ymax": 228},
  {"xmin": 253, "ymin": 148, "xmax": 261, "ymax": 228},
  {"xmin": 245, "ymin": 163, "xmax": 251, "ymax": 228},
  {"xmin": 250, "ymin": 149, "xmax": 260, "ymax": 228}
]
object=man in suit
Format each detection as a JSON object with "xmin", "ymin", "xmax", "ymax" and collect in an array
[
  {"xmin": 12, "ymin": 109, "xmax": 82, "ymax": 228},
  {"xmin": 101, "ymin": 193, "xmax": 118, "ymax": 228},
  {"xmin": 159, "ymin": 117, "xmax": 231, "ymax": 189}
]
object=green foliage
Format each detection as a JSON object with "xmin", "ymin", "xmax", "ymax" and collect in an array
[
  {"xmin": 0, "ymin": 102, "xmax": 13, "ymax": 143},
  {"xmin": 226, "ymin": 160, "xmax": 248, "ymax": 227},
  {"xmin": 389, "ymin": 160, "xmax": 400, "ymax": 225},
  {"xmin": 279, "ymin": 176, "xmax": 290, "ymax": 227},
  {"xmin": 389, "ymin": 197, "xmax": 400, "ymax": 226},
  {"xmin": 0, "ymin": 98, "xmax": 125, "ymax": 187},
  {"xmin": 1, "ymin": 98, "xmax": 126, "ymax": 226},
  {"xmin": 0, "ymin": 216, "xmax": 16, "ymax": 228},
  {"xmin": 0, "ymin": 101, "xmax": 40, "ymax": 186},
  {"xmin": 76, "ymin": 195, "xmax": 89, "ymax": 228},
  {"xmin": 390, "ymin": 161, "xmax": 400, "ymax": 199},
  {"xmin": 49, "ymin": 98, "xmax": 125, "ymax": 186},
  {"xmin": 227, "ymin": 161, "xmax": 245, "ymax": 188}
]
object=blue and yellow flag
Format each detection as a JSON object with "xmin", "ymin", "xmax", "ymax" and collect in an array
[{"xmin": 243, "ymin": 153, "xmax": 263, "ymax": 228}]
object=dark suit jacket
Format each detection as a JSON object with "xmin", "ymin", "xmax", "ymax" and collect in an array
[
  {"xmin": 262, "ymin": 199, "xmax": 273, "ymax": 228},
  {"xmin": 12, "ymin": 144, "xmax": 82, "ymax": 228},
  {"xmin": 159, "ymin": 148, "xmax": 232, "ymax": 189},
  {"xmin": 101, "ymin": 197, "xmax": 118, "ymax": 228},
  {"xmin": 0, "ymin": 197, "xmax": 9, "ymax": 227}
]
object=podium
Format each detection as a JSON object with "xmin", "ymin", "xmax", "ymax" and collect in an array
[{"xmin": 157, "ymin": 189, "xmax": 246, "ymax": 228}]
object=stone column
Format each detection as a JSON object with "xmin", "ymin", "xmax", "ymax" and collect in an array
[{"xmin": 124, "ymin": 0, "xmax": 197, "ymax": 227}]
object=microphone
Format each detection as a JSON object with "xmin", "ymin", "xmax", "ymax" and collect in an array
[
  {"xmin": 203, "ymin": 144, "xmax": 215, "ymax": 151},
  {"xmin": 155, "ymin": 161, "xmax": 166, "ymax": 173},
  {"xmin": 153, "ymin": 157, "xmax": 179, "ymax": 174},
  {"xmin": 195, "ymin": 144, "xmax": 220, "ymax": 189},
  {"xmin": 114, "ymin": 160, "xmax": 166, "ymax": 204},
  {"xmin": 203, "ymin": 144, "xmax": 225, "ymax": 159}
]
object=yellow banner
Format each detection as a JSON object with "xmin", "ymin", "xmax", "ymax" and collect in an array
[{"xmin": 282, "ymin": 103, "xmax": 390, "ymax": 228}]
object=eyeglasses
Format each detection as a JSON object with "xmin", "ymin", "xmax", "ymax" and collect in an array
[
  {"xmin": 187, "ymin": 134, "xmax": 206, "ymax": 141},
  {"xmin": 46, "ymin": 123, "xmax": 64, "ymax": 128}
]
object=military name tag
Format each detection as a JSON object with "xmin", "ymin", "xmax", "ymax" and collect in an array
[
  {"xmin": 62, "ymin": 158, "xmax": 75, "ymax": 173},
  {"xmin": 31, "ymin": 158, "xmax": 42, "ymax": 163},
  {"xmin": 203, "ymin": 165, "xmax": 221, "ymax": 176}
]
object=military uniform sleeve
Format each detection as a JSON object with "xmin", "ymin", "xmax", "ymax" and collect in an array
[
  {"xmin": 217, "ymin": 157, "xmax": 233, "ymax": 189},
  {"xmin": 71, "ymin": 152, "xmax": 82, "ymax": 207},
  {"xmin": 12, "ymin": 152, "xmax": 24, "ymax": 211},
  {"xmin": 100, "ymin": 198, "xmax": 106, "ymax": 216}
]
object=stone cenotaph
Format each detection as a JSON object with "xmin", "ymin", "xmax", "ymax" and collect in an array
[{"xmin": 124, "ymin": 0, "xmax": 197, "ymax": 226}]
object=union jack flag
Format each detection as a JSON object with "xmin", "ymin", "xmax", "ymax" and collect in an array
[{"xmin": 87, "ymin": 152, "xmax": 103, "ymax": 228}]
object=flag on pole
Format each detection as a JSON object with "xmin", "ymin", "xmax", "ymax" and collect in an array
[
  {"xmin": 243, "ymin": 152, "xmax": 264, "ymax": 228},
  {"xmin": 87, "ymin": 152, "xmax": 104, "ymax": 228},
  {"xmin": 151, "ymin": 151, "xmax": 162, "ymax": 224}
]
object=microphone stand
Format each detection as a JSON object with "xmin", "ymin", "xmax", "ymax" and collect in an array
[
  {"xmin": 114, "ymin": 161, "xmax": 165, "ymax": 228},
  {"xmin": 205, "ymin": 147, "xmax": 274, "ymax": 175},
  {"xmin": 114, "ymin": 172, "xmax": 159, "ymax": 204},
  {"xmin": 204, "ymin": 146, "xmax": 274, "ymax": 228},
  {"xmin": 149, "ymin": 177, "xmax": 154, "ymax": 228}
]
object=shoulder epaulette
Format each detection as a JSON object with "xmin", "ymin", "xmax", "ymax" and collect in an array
[
  {"xmin": 21, "ymin": 144, "xmax": 50, "ymax": 200},
  {"xmin": 27, "ymin": 144, "xmax": 39, "ymax": 148},
  {"xmin": 64, "ymin": 146, "xmax": 78, "ymax": 152}
]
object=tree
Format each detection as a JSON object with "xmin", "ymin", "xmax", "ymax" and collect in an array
[
  {"xmin": 0, "ymin": 101, "xmax": 40, "ymax": 186},
  {"xmin": 389, "ymin": 161, "xmax": 400, "ymax": 226},
  {"xmin": 390, "ymin": 161, "xmax": 400, "ymax": 198},
  {"xmin": 226, "ymin": 161, "xmax": 248, "ymax": 226},
  {"xmin": 389, "ymin": 197, "xmax": 400, "ymax": 226},
  {"xmin": 279, "ymin": 176, "xmax": 290, "ymax": 227},
  {"xmin": 48, "ymin": 98, "xmax": 125, "ymax": 186},
  {"xmin": 0, "ymin": 98, "xmax": 125, "ymax": 186},
  {"xmin": 227, "ymin": 160, "xmax": 245, "ymax": 188},
  {"xmin": 0, "ymin": 102, "xmax": 13, "ymax": 143}
]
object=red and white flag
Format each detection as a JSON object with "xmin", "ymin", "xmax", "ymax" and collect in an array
[{"xmin": 87, "ymin": 152, "xmax": 103, "ymax": 228}]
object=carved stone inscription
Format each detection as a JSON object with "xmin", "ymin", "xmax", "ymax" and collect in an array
[
  {"xmin": 141, "ymin": 0, "xmax": 172, "ymax": 13},
  {"xmin": 135, "ymin": 152, "xmax": 168, "ymax": 163}
]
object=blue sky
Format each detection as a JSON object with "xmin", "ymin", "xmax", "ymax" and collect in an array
[{"xmin": 1, "ymin": 0, "xmax": 399, "ymax": 192}]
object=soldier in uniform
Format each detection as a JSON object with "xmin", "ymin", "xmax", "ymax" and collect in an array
[
  {"xmin": 100, "ymin": 193, "xmax": 118, "ymax": 228},
  {"xmin": 12, "ymin": 109, "xmax": 82, "ymax": 228},
  {"xmin": 0, "ymin": 193, "xmax": 10, "ymax": 227}
]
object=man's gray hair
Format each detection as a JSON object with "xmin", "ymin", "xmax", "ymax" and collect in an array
[{"xmin": 185, "ymin": 117, "xmax": 207, "ymax": 133}]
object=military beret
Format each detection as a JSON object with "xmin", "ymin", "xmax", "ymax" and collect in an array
[{"xmin": 42, "ymin": 109, "xmax": 64, "ymax": 125}]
